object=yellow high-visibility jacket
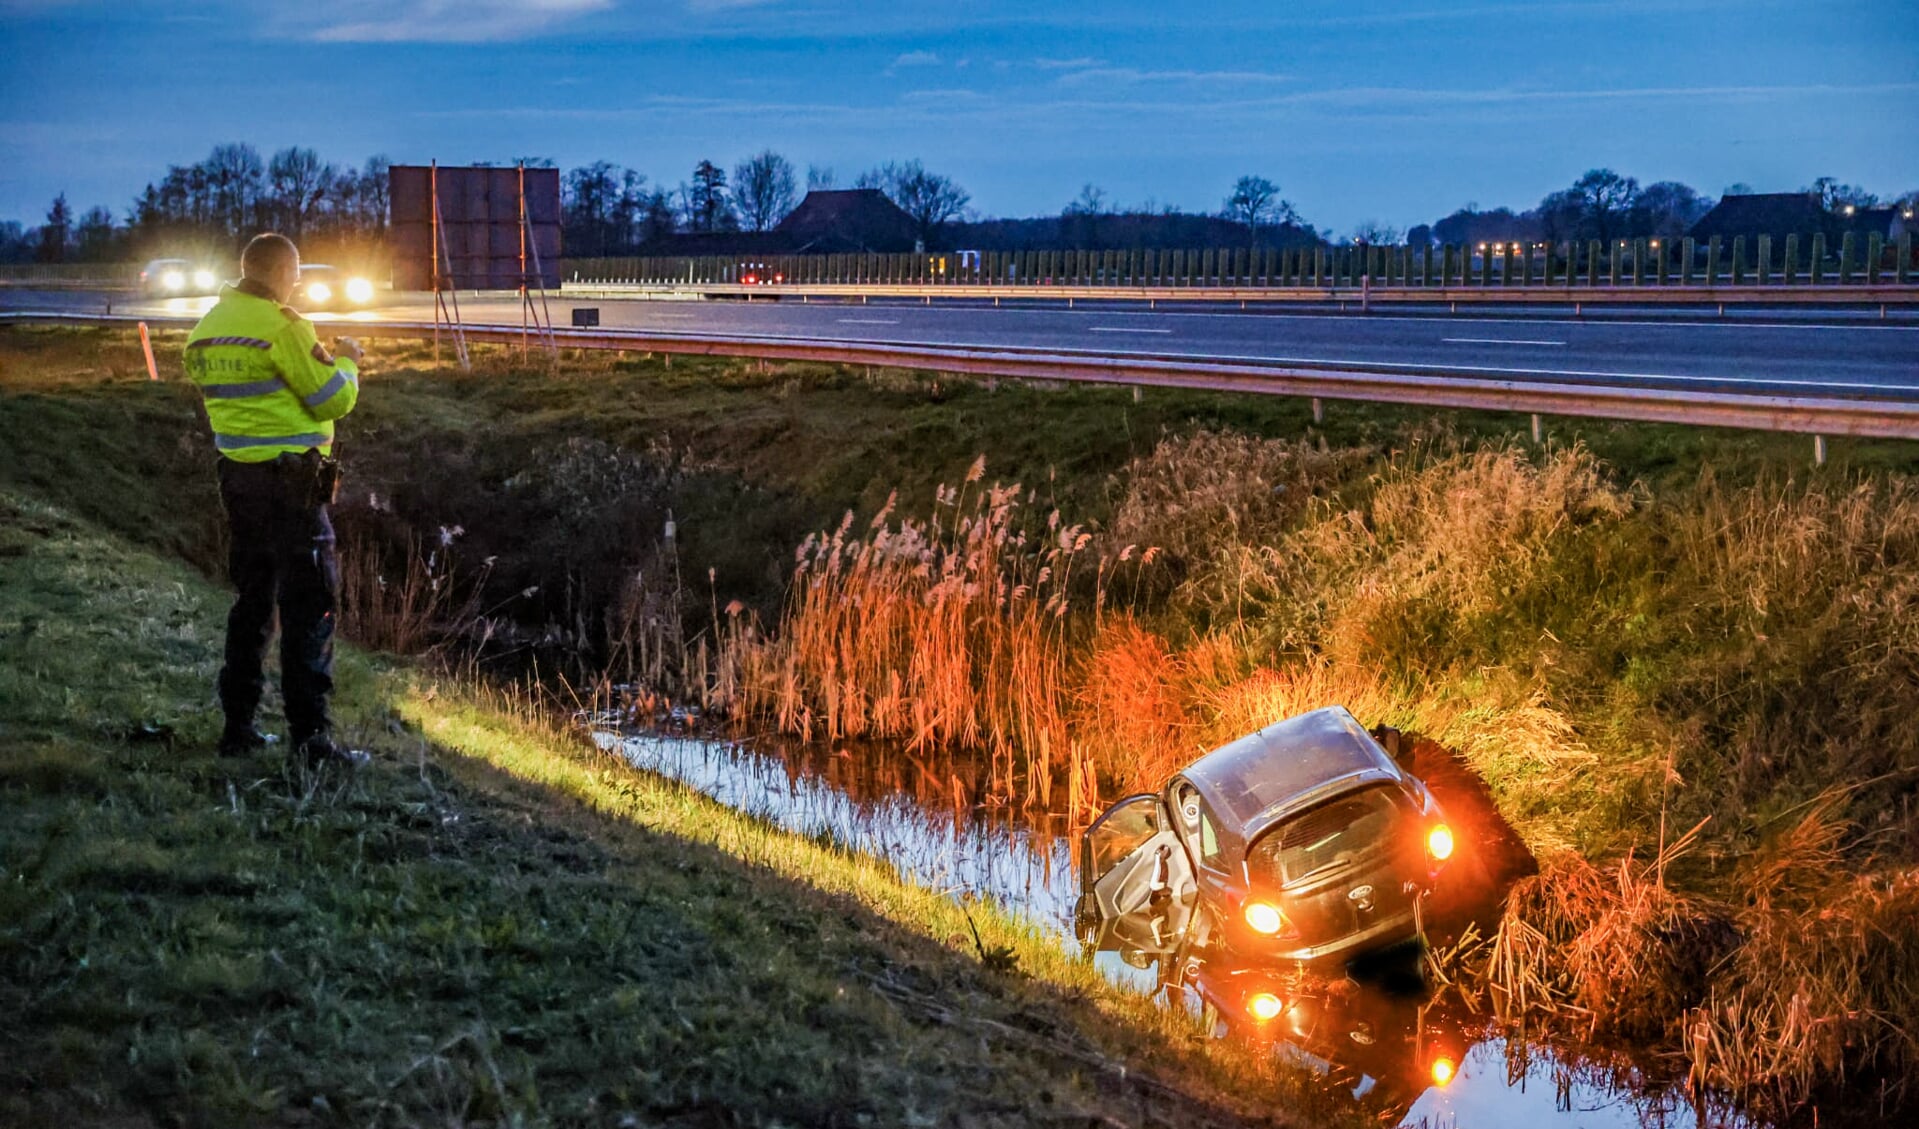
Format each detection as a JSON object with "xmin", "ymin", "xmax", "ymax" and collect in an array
[{"xmin": 184, "ymin": 282, "xmax": 359, "ymax": 462}]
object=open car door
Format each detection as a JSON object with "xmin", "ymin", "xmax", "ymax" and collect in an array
[{"xmin": 1078, "ymin": 793, "xmax": 1197, "ymax": 926}]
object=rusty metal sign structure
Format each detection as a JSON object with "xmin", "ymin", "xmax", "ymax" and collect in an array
[{"xmin": 390, "ymin": 163, "xmax": 562, "ymax": 366}]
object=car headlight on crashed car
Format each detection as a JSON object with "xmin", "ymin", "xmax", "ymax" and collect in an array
[
  {"xmin": 1427, "ymin": 824, "xmax": 1455, "ymax": 862},
  {"xmin": 305, "ymin": 281, "xmax": 333, "ymax": 304},
  {"xmin": 192, "ymin": 269, "xmax": 216, "ymax": 290},
  {"xmin": 344, "ymin": 277, "xmax": 375, "ymax": 304},
  {"xmin": 162, "ymin": 270, "xmax": 185, "ymax": 291},
  {"xmin": 1247, "ymin": 992, "xmax": 1283, "ymax": 1022},
  {"xmin": 1243, "ymin": 900, "xmax": 1286, "ymax": 935}
]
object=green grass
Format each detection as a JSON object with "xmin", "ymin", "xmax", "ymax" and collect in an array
[{"xmin": 0, "ymin": 489, "xmax": 1373, "ymax": 1127}]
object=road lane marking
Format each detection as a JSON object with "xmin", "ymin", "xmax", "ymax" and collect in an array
[
  {"xmin": 838, "ymin": 318, "xmax": 901, "ymax": 325},
  {"xmin": 1114, "ymin": 350, "xmax": 1919, "ymax": 395},
  {"xmin": 1443, "ymin": 337, "xmax": 1566, "ymax": 346},
  {"xmin": 1089, "ymin": 326, "xmax": 1173, "ymax": 334}
]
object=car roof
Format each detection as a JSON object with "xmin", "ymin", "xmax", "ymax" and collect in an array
[{"xmin": 1179, "ymin": 706, "xmax": 1401, "ymax": 836}]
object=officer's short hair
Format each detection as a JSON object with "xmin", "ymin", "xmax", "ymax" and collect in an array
[{"xmin": 241, "ymin": 233, "xmax": 299, "ymax": 280}]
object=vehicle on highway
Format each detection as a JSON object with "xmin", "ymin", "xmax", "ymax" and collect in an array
[
  {"xmin": 736, "ymin": 261, "xmax": 784, "ymax": 286},
  {"xmin": 1076, "ymin": 706, "xmax": 1453, "ymax": 968},
  {"xmin": 139, "ymin": 258, "xmax": 219, "ymax": 298},
  {"xmin": 293, "ymin": 264, "xmax": 378, "ymax": 310}
]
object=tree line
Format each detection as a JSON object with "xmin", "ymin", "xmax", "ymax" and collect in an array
[
  {"xmin": 7, "ymin": 143, "xmax": 1912, "ymax": 265},
  {"xmin": 1375, "ymin": 171, "xmax": 1914, "ymax": 250}
]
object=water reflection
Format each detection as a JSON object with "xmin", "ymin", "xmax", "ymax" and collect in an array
[{"xmin": 596, "ymin": 729, "xmax": 1756, "ymax": 1129}]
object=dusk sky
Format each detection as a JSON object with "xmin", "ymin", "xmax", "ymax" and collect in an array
[{"xmin": 3, "ymin": 0, "xmax": 1915, "ymax": 236}]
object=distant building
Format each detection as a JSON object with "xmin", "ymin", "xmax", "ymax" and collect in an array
[
  {"xmin": 775, "ymin": 189, "xmax": 920, "ymax": 254},
  {"xmin": 638, "ymin": 189, "xmax": 921, "ymax": 257},
  {"xmin": 1688, "ymin": 192, "xmax": 1899, "ymax": 244}
]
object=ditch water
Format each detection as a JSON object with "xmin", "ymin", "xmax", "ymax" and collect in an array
[{"xmin": 592, "ymin": 727, "xmax": 1761, "ymax": 1129}]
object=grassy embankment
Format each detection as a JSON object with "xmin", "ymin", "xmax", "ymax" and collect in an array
[
  {"xmin": 0, "ymin": 352, "xmax": 1381, "ymax": 1123},
  {"xmin": 6, "ymin": 324, "xmax": 1919, "ymax": 1118}
]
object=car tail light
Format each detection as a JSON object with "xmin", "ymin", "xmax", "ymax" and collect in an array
[
  {"xmin": 1243, "ymin": 900, "xmax": 1285, "ymax": 935},
  {"xmin": 1426, "ymin": 824, "xmax": 1455, "ymax": 862},
  {"xmin": 1247, "ymin": 992, "xmax": 1283, "ymax": 1022}
]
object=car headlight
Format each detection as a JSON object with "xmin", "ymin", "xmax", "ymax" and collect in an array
[
  {"xmin": 1427, "ymin": 824, "xmax": 1455, "ymax": 861},
  {"xmin": 1430, "ymin": 1055, "xmax": 1457, "ymax": 1086},
  {"xmin": 305, "ymin": 281, "xmax": 333, "ymax": 304},
  {"xmin": 1246, "ymin": 992, "xmax": 1283, "ymax": 1022},
  {"xmin": 1243, "ymin": 901, "xmax": 1285, "ymax": 935},
  {"xmin": 162, "ymin": 270, "xmax": 185, "ymax": 291},
  {"xmin": 192, "ymin": 269, "xmax": 216, "ymax": 290},
  {"xmin": 344, "ymin": 277, "xmax": 374, "ymax": 304}
]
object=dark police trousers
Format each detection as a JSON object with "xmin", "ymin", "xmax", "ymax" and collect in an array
[{"xmin": 216, "ymin": 453, "xmax": 338, "ymax": 744}]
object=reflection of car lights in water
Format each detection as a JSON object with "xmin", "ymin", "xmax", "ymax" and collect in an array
[
  {"xmin": 1427, "ymin": 824, "xmax": 1455, "ymax": 861},
  {"xmin": 1247, "ymin": 992, "xmax": 1283, "ymax": 1022},
  {"xmin": 192, "ymin": 269, "xmax": 216, "ymax": 290},
  {"xmin": 1430, "ymin": 1055, "xmax": 1457, "ymax": 1086},
  {"xmin": 306, "ymin": 281, "xmax": 333, "ymax": 303},
  {"xmin": 162, "ymin": 270, "xmax": 185, "ymax": 291},
  {"xmin": 344, "ymin": 277, "xmax": 374, "ymax": 304},
  {"xmin": 1243, "ymin": 901, "xmax": 1285, "ymax": 934}
]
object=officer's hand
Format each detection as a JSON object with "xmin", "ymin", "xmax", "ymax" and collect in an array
[{"xmin": 333, "ymin": 336, "xmax": 365, "ymax": 364}]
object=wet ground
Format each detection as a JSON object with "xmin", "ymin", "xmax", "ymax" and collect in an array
[{"xmin": 592, "ymin": 727, "xmax": 1762, "ymax": 1128}]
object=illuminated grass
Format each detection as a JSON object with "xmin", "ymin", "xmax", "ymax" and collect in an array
[{"xmin": 0, "ymin": 490, "xmax": 1372, "ymax": 1127}]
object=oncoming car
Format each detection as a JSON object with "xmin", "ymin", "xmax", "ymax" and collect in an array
[
  {"xmin": 1076, "ymin": 706, "xmax": 1453, "ymax": 968},
  {"xmin": 293, "ymin": 264, "xmax": 377, "ymax": 311},
  {"xmin": 140, "ymin": 258, "xmax": 219, "ymax": 298}
]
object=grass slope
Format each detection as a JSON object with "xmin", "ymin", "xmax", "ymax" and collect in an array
[{"xmin": 0, "ymin": 492, "xmax": 1338, "ymax": 1127}]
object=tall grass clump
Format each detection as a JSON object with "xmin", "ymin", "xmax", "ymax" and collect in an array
[
  {"xmin": 1107, "ymin": 429, "xmax": 1370, "ymax": 622},
  {"xmin": 733, "ymin": 458, "xmax": 1104, "ymax": 809}
]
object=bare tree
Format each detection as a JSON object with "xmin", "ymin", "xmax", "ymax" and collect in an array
[
  {"xmin": 1567, "ymin": 168, "xmax": 1639, "ymax": 243},
  {"xmin": 733, "ymin": 150, "xmax": 799, "ymax": 232},
  {"xmin": 856, "ymin": 160, "xmax": 970, "ymax": 248},
  {"xmin": 203, "ymin": 143, "xmax": 265, "ymax": 236},
  {"xmin": 1062, "ymin": 183, "xmax": 1107, "ymax": 248},
  {"xmin": 688, "ymin": 160, "xmax": 732, "ymax": 233},
  {"xmin": 1807, "ymin": 176, "xmax": 1879, "ymax": 211},
  {"xmin": 1349, "ymin": 220, "xmax": 1402, "ymax": 245},
  {"xmin": 806, "ymin": 165, "xmax": 836, "ymax": 191},
  {"xmin": 268, "ymin": 147, "xmax": 332, "ymax": 238},
  {"xmin": 1223, "ymin": 175, "xmax": 1299, "ymax": 235},
  {"xmin": 37, "ymin": 194, "xmax": 70, "ymax": 263}
]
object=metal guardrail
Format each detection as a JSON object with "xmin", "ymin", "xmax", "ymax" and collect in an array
[
  {"xmin": 6, "ymin": 310, "xmax": 1919, "ymax": 441},
  {"xmin": 564, "ymin": 280, "xmax": 1919, "ymax": 312}
]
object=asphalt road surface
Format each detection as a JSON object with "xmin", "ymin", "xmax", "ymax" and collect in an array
[{"xmin": 8, "ymin": 286, "xmax": 1917, "ymax": 400}]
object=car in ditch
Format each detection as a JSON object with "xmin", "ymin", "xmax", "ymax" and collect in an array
[{"xmin": 1076, "ymin": 706, "xmax": 1454, "ymax": 969}]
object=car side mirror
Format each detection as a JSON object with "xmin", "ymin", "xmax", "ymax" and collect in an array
[{"xmin": 1372, "ymin": 725, "xmax": 1413, "ymax": 769}]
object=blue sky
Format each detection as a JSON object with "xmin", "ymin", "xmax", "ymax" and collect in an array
[{"xmin": 2, "ymin": 0, "xmax": 1915, "ymax": 235}]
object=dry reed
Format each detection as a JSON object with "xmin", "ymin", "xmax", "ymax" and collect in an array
[{"xmin": 733, "ymin": 461, "xmax": 1101, "ymax": 808}]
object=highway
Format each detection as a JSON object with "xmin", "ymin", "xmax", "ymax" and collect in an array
[{"xmin": 6, "ymin": 286, "xmax": 1917, "ymax": 401}]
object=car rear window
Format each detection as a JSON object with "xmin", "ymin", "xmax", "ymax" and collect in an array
[{"xmin": 1247, "ymin": 787, "xmax": 1401, "ymax": 888}]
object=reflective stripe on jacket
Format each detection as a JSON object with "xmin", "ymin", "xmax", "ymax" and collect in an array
[{"xmin": 184, "ymin": 283, "xmax": 359, "ymax": 462}]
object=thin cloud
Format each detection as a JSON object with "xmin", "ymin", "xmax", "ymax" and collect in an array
[
  {"xmin": 303, "ymin": 0, "xmax": 611, "ymax": 43},
  {"xmin": 1033, "ymin": 56, "xmax": 1102, "ymax": 70},
  {"xmin": 1055, "ymin": 68, "xmax": 1295, "ymax": 88},
  {"xmin": 885, "ymin": 50, "xmax": 942, "ymax": 74}
]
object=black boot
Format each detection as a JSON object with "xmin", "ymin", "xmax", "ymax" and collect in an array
[
  {"xmin": 294, "ymin": 731, "xmax": 371, "ymax": 770},
  {"xmin": 218, "ymin": 723, "xmax": 274, "ymax": 757}
]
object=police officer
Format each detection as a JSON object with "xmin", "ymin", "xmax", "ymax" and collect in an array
[{"xmin": 186, "ymin": 232, "xmax": 367, "ymax": 766}]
